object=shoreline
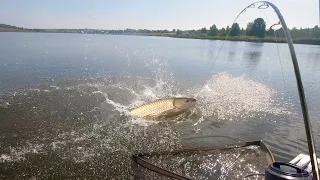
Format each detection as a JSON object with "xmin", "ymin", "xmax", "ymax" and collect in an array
[
  {"xmin": 147, "ymin": 33, "xmax": 320, "ymax": 45},
  {"xmin": 1, "ymin": 30, "xmax": 320, "ymax": 45}
]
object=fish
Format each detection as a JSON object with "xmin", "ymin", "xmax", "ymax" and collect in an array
[{"xmin": 129, "ymin": 97, "xmax": 196, "ymax": 121}]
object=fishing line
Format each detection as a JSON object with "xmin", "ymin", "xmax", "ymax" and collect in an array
[
  {"xmin": 193, "ymin": 2, "xmax": 288, "ymax": 105},
  {"xmin": 261, "ymin": 13, "xmax": 291, "ymax": 151},
  {"xmin": 193, "ymin": 4, "xmax": 257, "ymax": 98},
  {"xmin": 261, "ymin": 12, "xmax": 295, "ymax": 157},
  {"xmin": 261, "ymin": 11, "xmax": 287, "ymax": 91}
]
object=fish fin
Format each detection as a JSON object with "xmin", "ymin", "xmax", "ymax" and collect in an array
[
  {"xmin": 155, "ymin": 108, "xmax": 187, "ymax": 120},
  {"xmin": 143, "ymin": 115, "xmax": 157, "ymax": 120}
]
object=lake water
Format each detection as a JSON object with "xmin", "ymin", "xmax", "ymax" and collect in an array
[{"xmin": 1, "ymin": 32, "xmax": 320, "ymax": 179}]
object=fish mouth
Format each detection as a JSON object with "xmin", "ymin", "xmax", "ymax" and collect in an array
[
  {"xmin": 173, "ymin": 98, "xmax": 197, "ymax": 110},
  {"xmin": 181, "ymin": 98, "xmax": 196, "ymax": 103},
  {"xmin": 187, "ymin": 98, "xmax": 197, "ymax": 103}
]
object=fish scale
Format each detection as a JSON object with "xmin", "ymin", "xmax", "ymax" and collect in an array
[
  {"xmin": 130, "ymin": 98, "xmax": 175, "ymax": 118},
  {"xmin": 129, "ymin": 97, "xmax": 196, "ymax": 120}
]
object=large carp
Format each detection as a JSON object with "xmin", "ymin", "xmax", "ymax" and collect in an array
[{"xmin": 129, "ymin": 97, "xmax": 196, "ymax": 121}]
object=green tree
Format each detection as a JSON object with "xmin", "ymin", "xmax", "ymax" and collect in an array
[
  {"xmin": 250, "ymin": 18, "xmax": 266, "ymax": 38},
  {"xmin": 289, "ymin": 27, "xmax": 299, "ymax": 38},
  {"xmin": 267, "ymin": 27, "xmax": 275, "ymax": 37},
  {"xmin": 275, "ymin": 28, "xmax": 285, "ymax": 38},
  {"xmin": 172, "ymin": 29, "xmax": 176, "ymax": 33},
  {"xmin": 226, "ymin": 26, "xmax": 230, "ymax": 34},
  {"xmin": 230, "ymin": 23, "xmax": 240, "ymax": 36},
  {"xmin": 219, "ymin": 28, "xmax": 226, "ymax": 36},
  {"xmin": 311, "ymin": 25, "xmax": 320, "ymax": 38},
  {"xmin": 246, "ymin": 22, "xmax": 253, "ymax": 36},
  {"xmin": 201, "ymin": 27, "xmax": 207, "ymax": 34},
  {"xmin": 189, "ymin": 29, "xmax": 196, "ymax": 34},
  {"xmin": 176, "ymin": 29, "xmax": 182, "ymax": 35},
  {"xmin": 240, "ymin": 28, "xmax": 245, "ymax": 36},
  {"xmin": 208, "ymin": 24, "xmax": 218, "ymax": 36}
]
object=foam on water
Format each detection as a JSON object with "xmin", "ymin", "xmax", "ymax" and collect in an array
[
  {"xmin": 0, "ymin": 70, "xmax": 293, "ymax": 163},
  {"xmin": 192, "ymin": 72, "xmax": 292, "ymax": 121},
  {"xmin": 0, "ymin": 142, "xmax": 43, "ymax": 163},
  {"xmin": 137, "ymin": 144, "xmax": 270, "ymax": 180}
]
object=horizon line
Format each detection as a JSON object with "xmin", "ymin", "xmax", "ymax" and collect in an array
[{"xmin": 1, "ymin": 22, "xmax": 319, "ymax": 31}]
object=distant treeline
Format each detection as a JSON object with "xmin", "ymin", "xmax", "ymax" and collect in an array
[
  {"xmin": 104, "ymin": 18, "xmax": 320, "ymax": 45},
  {"xmin": 1, "ymin": 18, "xmax": 320, "ymax": 45},
  {"xmin": 0, "ymin": 23, "xmax": 30, "ymax": 32},
  {"xmin": 0, "ymin": 24, "xmax": 24, "ymax": 29},
  {"xmin": 105, "ymin": 18, "xmax": 320, "ymax": 40}
]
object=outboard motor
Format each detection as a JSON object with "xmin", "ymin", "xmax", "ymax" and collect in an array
[{"xmin": 265, "ymin": 162, "xmax": 312, "ymax": 180}]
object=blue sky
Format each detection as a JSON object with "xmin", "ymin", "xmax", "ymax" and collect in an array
[{"xmin": 0, "ymin": 0, "xmax": 318, "ymax": 30}]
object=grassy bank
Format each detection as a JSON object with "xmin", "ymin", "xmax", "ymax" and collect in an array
[
  {"xmin": 147, "ymin": 33, "xmax": 320, "ymax": 45},
  {"xmin": 1, "ymin": 27, "xmax": 320, "ymax": 45}
]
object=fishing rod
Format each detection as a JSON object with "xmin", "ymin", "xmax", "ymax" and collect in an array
[
  {"xmin": 257, "ymin": 1, "xmax": 319, "ymax": 179},
  {"xmin": 195, "ymin": 1, "xmax": 320, "ymax": 179},
  {"xmin": 235, "ymin": 1, "xmax": 320, "ymax": 179}
]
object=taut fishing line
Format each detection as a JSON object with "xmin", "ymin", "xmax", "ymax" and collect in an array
[
  {"xmin": 193, "ymin": 2, "xmax": 284, "ymax": 99},
  {"xmin": 261, "ymin": 10, "xmax": 287, "ymax": 91},
  {"xmin": 193, "ymin": 4, "xmax": 256, "ymax": 98}
]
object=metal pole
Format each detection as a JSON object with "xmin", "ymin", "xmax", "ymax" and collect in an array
[{"xmin": 259, "ymin": 1, "xmax": 320, "ymax": 179}]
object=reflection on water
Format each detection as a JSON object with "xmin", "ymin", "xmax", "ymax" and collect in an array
[
  {"xmin": 241, "ymin": 42, "xmax": 264, "ymax": 71},
  {"xmin": 242, "ymin": 51, "xmax": 263, "ymax": 70},
  {"xmin": 306, "ymin": 52, "xmax": 320, "ymax": 75},
  {"xmin": 227, "ymin": 51, "xmax": 236, "ymax": 62}
]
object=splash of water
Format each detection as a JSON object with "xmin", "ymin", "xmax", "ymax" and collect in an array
[
  {"xmin": 193, "ymin": 72, "xmax": 292, "ymax": 121},
  {"xmin": 0, "ymin": 49, "xmax": 294, "ymax": 180},
  {"xmin": 0, "ymin": 142, "xmax": 43, "ymax": 163}
]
